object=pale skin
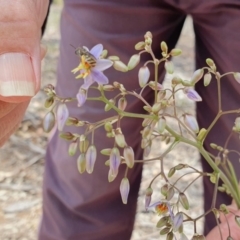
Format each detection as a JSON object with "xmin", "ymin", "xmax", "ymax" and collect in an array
[{"xmin": 0, "ymin": 1, "xmax": 240, "ymax": 239}]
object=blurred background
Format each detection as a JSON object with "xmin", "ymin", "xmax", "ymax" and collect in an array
[{"xmin": 0, "ymin": 1, "xmax": 203, "ymax": 239}]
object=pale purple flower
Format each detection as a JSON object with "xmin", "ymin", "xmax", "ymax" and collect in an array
[
  {"xmin": 57, "ymin": 103, "xmax": 69, "ymax": 131},
  {"xmin": 76, "ymin": 88, "xmax": 87, "ymax": 107},
  {"xmin": 85, "ymin": 145, "xmax": 97, "ymax": 174},
  {"xmin": 109, "ymin": 147, "xmax": 121, "ymax": 176},
  {"xmin": 120, "ymin": 177, "xmax": 130, "ymax": 204},
  {"xmin": 72, "ymin": 44, "xmax": 113, "ymax": 88},
  {"xmin": 184, "ymin": 87, "xmax": 202, "ymax": 102}
]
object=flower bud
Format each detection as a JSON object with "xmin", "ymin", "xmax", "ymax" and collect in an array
[
  {"xmin": 206, "ymin": 58, "xmax": 216, "ymax": 71},
  {"xmin": 204, "ymin": 73, "xmax": 212, "ymax": 86},
  {"xmin": 66, "ymin": 117, "xmax": 79, "ymax": 126},
  {"xmin": 59, "ymin": 132, "xmax": 75, "ymax": 141},
  {"xmin": 165, "ymin": 61, "xmax": 174, "ymax": 74},
  {"xmin": 77, "ymin": 153, "xmax": 86, "ymax": 174},
  {"xmin": 104, "ymin": 122, "xmax": 113, "ymax": 132},
  {"xmin": 160, "ymin": 227, "xmax": 171, "ymax": 235},
  {"xmin": 68, "ymin": 141, "xmax": 78, "ymax": 156},
  {"xmin": 76, "ymin": 88, "xmax": 87, "ymax": 107},
  {"xmin": 234, "ymin": 72, "xmax": 240, "ymax": 83},
  {"xmin": 184, "ymin": 114, "xmax": 199, "ymax": 133},
  {"xmin": 138, "ymin": 66, "xmax": 150, "ymax": 87},
  {"xmin": 170, "ymin": 48, "xmax": 182, "ymax": 56},
  {"xmin": 166, "ymin": 232, "xmax": 174, "ymax": 240},
  {"xmin": 161, "ymin": 184, "xmax": 169, "ymax": 196},
  {"xmin": 100, "ymin": 148, "xmax": 112, "ymax": 156},
  {"xmin": 168, "ymin": 167, "xmax": 176, "ymax": 178},
  {"xmin": 110, "ymin": 147, "xmax": 121, "ymax": 176},
  {"xmin": 145, "ymin": 187, "xmax": 153, "ymax": 209},
  {"xmin": 175, "ymin": 164, "xmax": 186, "ymax": 170},
  {"xmin": 235, "ymin": 117, "xmax": 240, "ymax": 131},
  {"xmin": 152, "ymin": 102, "xmax": 162, "ymax": 113},
  {"xmin": 143, "ymin": 105, "xmax": 152, "ymax": 113},
  {"xmin": 120, "ymin": 177, "xmax": 130, "ymax": 204},
  {"xmin": 43, "ymin": 111, "xmax": 55, "ymax": 133},
  {"xmin": 179, "ymin": 193, "xmax": 189, "ymax": 210},
  {"xmin": 190, "ymin": 69, "xmax": 204, "ymax": 84},
  {"xmin": 171, "ymin": 76, "xmax": 182, "ymax": 85},
  {"xmin": 113, "ymin": 61, "xmax": 128, "ymax": 72},
  {"xmin": 127, "ymin": 54, "xmax": 140, "ymax": 70},
  {"xmin": 166, "ymin": 187, "xmax": 175, "ymax": 201},
  {"xmin": 85, "ymin": 145, "xmax": 97, "ymax": 174},
  {"xmin": 108, "ymin": 168, "xmax": 117, "ymax": 182},
  {"xmin": 219, "ymin": 204, "xmax": 229, "ymax": 214},
  {"xmin": 105, "ymin": 99, "xmax": 115, "ymax": 111},
  {"xmin": 101, "ymin": 49, "xmax": 108, "ymax": 58},
  {"xmin": 108, "ymin": 56, "xmax": 120, "ymax": 61},
  {"xmin": 142, "ymin": 125, "xmax": 152, "ymax": 139},
  {"xmin": 115, "ymin": 128, "xmax": 127, "ymax": 148},
  {"xmin": 173, "ymin": 212, "xmax": 183, "ymax": 232},
  {"xmin": 156, "ymin": 216, "xmax": 169, "ymax": 228},
  {"xmin": 57, "ymin": 103, "xmax": 69, "ymax": 131},
  {"xmin": 135, "ymin": 41, "xmax": 146, "ymax": 50},
  {"xmin": 157, "ymin": 117, "xmax": 166, "ymax": 133},
  {"xmin": 123, "ymin": 146, "xmax": 135, "ymax": 168},
  {"xmin": 149, "ymin": 81, "xmax": 163, "ymax": 90},
  {"xmin": 118, "ymin": 97, "xmax": 127, "ymax": 111},
  {"xmin": 103, "ymin": 84, "xmax": 115, "ymax": 91},
  {"xmin": 184, "ymin": 88, "xmax": 202, "ymax": 102},
  {"xmin": 79, "ymin": 138, "xmax": 89, "ymax": 153},
  {"xmin": 44, "ymin": 97, "xmax": 54, "ymax": 108},
  {"xmin": 161, "ymin": 41, "xmax": 168, "ymax": 53},
  {"xmin": 197, "ymin": 128, "xmax": 207, "ymax": 142}
]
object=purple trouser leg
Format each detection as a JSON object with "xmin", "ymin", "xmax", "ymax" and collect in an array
[{"xmin": 39, "ymin": 0, "xmax": 240, "ymax": 239}]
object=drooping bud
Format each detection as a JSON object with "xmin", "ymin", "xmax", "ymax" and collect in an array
[
  {"xmin": 120, "ymin": 177, "xmax": 130, "ymax": 204},
  {"xmin": 161, "ymin": 41, "xmax": 168, "ymax": 54},
  {"xmin": 157, "ymin": 117, "xmax": 166, "ymax": 133},
  {"xmin": 68, "ymin": 141, "xmax": 78, "ymax": 156},
  {"xmin": 109, "ymin": 147, "xmax": 121, "ymax": 176},
  {"xmin": 59, "ymin": 132, "xmax": 75, "ymax": 141},
  {"xmin": 145, "ymin": 187, "xmax": 153, "ymax": 209},
  {"xmin": 184, "ymin": 88, "xmax": 202, "ymax": 102},
  {"xmin": 115, "ymin": 128, "xmax": 127, "ymax": 148},
  {"xmin": 166, "ymin": 187, "xmax": 175, "ymax": 201},
  {"xmin": 77, "ymin": 153, "xmax": 86, "ymax": 174},
  {"xmin": 143, "ymin": 105, "xmax": 152, "ymax": 113},
  {"xmin": 43, "ymin": 111, "xmax": 55, "ymax": 133},
  {"xmin": 105, "ymin": 99, "xmax": 115, "ymax": 111},
  {"xmin": 123, "ymin": 146, "xmax": 135, "ymax": 168},
  {"xmin": 118, "ymin": 97, "xmax": 127, "ymax": 111},
  {"xmin": 166, "ymin": 232, "xmax": 174, "ymax": 240},
  {"xmin": 148, "ymin": 81, "xmax": 163, "ymax": 90},
  {"xmin": 66, "ymin": 117, "xmax": 79, "ymax": 126},
  {"xmin": 206, "ymin": 58, "xmax": 216, "ymax": 71},
  {"xmin": 179, "ymin": 193, "xmax": 189, "ymax": 210},
  {"xmin": 108, "ymin": 168, "xmax": 117, "ymax": 182},
  {"xmin": 135, "ymin": 41, "xmax": 145, "ymax": 50},
  {"xmin": 173, "ymin": 212, "xmax": 183, "ymax": 232},
  {"xmin": 233, "ymin": 72, "xmax": 240, "ymax": 83},
  {"xmin": 204, "ymin": 73, "xmax": 212, "ymax": 86},
  {"xmin": 100, "ymin": 148, "xmax": 112, "ymax": 156},
  {"xmin": 76, "ymin": 88, "xmax": 87, "ymax": 107},
  {"xmin": 127, "ymin": 54, "xmax": 140, "ymax": 70},
  {"xmin": 160, "ymin": 227, "xmax": 171, "ymax": 235},
  {"xmin": 165, "ymin": 61, "xmax": 174, "ymax": 74},
  {"xmin": 44, "ymin": 97, "xmax": 54, "ymax": 108},
  {"xmin": 104, "ymin": 122, "xmax": 113, "ymax": 132},
  {"xmin": 113, "ymin": 61, "xmax": 128, "ymax": 72},
  {"xmin": 152, "ymin": 102, "xmax": 162, "ymax": 113},
  {"xmin": 79, "ymin": 138, "xmax": 89, "ymax": 153},
  {"xmin": 156, "ymin": 216, "xmax": 169, "ymax": 228},
  {"xmin": 170, "ymin": 48, "xmax": 182, "ymax": 56},
  {"xmin": 103, "ymin": 84, "xmax": 115, "ymax": 91},
  {"xmin": 138, "ymin": 66, "xmax": 150, "ymax": 87},
  {"xmin": 85, "ymin": 145, "xmax": 97, "ymax": 174},
  {"xmin": 184, "ymin": 114, "xmax": 199, "ymax": 133},
  {"xmin": 57, "ymin": 103, "xmax": 69, "ymax": 131},
  {"xmin": 161, "ymin": 184, "xmax": 169, "ymax": 196},
  {"xmin": 168, "ymin": 167, "xmax": 176, "ymax": 178},
  {"xmin": 190, "ymin": 69, "xmax": 204, "ymax": 84}
]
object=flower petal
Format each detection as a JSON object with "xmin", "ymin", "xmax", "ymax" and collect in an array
[
  {"xmin": 57, "ymin": 103, "xmax": 69, "ymax": 131},
  {"xmin": 91, "ymin": 70, "xmax": 109, "ymax": 85},
  {"xmin": 94, "ymin": 59, "xmax": 113, "ymax": 71},
  {"xmin": 184, "ymin": 88, "xmax": 202, "ymax": 102},
  {"xmin": 82, "ymin": 74, "xmax": 94, "ymax": 89},
  {"xmin": 90, "ymin": 44, "xmax": 103, "ymax": 59},
  {"xmin": 76, "ymin": 88, "xmax": 87, "ymax": 107}
]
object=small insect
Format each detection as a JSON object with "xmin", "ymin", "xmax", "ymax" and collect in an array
[{"xmin": 71, "ymin": 45, "xmax": 97, "ymax": 67}]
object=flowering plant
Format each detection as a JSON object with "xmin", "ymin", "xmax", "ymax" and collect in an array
[{"xmin": 43, "ymin": 32, "xmax": 240, "ymax": 239}]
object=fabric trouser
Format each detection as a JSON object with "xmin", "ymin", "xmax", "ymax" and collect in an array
[{"xmin": 39, "ymin": 0, "xmax": 240, "ymax": 239}]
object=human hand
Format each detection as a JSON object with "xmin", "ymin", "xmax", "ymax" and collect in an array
[
  {"xmin": 0, "ymin": 0, "xmax": 49, "ymax": 146},
  {"xmin": 206, "ymin": 202, "xmax": 240, "ymax": 240}
]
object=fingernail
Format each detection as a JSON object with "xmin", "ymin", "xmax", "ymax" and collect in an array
[{"xmin": 0, "ymin": 53, "xmax": 35, "ymax": 97}]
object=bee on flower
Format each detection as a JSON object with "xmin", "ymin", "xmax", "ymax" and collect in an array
[{"xmin": 71, "ymin": 44, "xmax": 113, "ymax": 106}]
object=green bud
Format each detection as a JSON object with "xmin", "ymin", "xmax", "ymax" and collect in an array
[
  {"xmin": 66, "ymin": 117, "xmax": 79, "ymax": 126},
  {"xmin": 168, "ymin": 167, "xmax": 176, "ymax": 178},
  {"xmin": 142, "ymin": 118, "xmax": 152, "ymax": 127},
  {"xmin": 161, "ymin": 41, "xmax": 168, "ymax": 53},
  {"xmin": 113, "ymin": 61, "xmax": 128, "ymax": 72},
  {"xmin": 156, "ymin": 216, "xmax": 169, "ymax": 228},
  {"xmin": 77, "ymin": 153, "xmax": 86, "ymax": 173},
  {"xmin": 210, "ymin": 143, "xmax": 217, "ymax": 149},
  {"xmin": 181, "ymin": 80, "xmax": 192, "ymax": 87},
  {"xmin": 166, "ymin": 187, "xmax": 175, "ymax": 201},
  {"xmin": 166, "ymin": 232, "xmax": 174, "ymax": 240},
  {"xmin": 171, "ymin": 76, "xmax": 182, "ymax": 85},
  {"xmin": 135, "ymin": 41, "xmax": 145, "ymax": 50},
  {"xmin": 218, "ymin": 186, "xmax": 226, "ymax": 192},
  {"xmin": 123, "ymin": 146, "xmax": 135, "ymax": 168},
  {"xmin": 101, "ymin": 49, "xmax": 108, "ymax": 58},
  {"xmin": 138, "ymin": 66, "xmax": 150, "ymax": 87},
  {"xmin": 101, "ymin": 148, "xmax": 112, "ymax": 156},
  {"xmin": 142, "ymin": 125, "xmax": 152, "ymax": 139},
  {"xmin": 79, "ymin": 139, "xmax": 89, "ymax": 153},
  {"xmin": 108, "ymin": 56, "xmax": 120, "ymax": 61},
  {"xmin": 206, "ymin": 58, "xmax": 216, "ymax": 71},
  {"xmin": 157, "ymin": 117, "xmax": 166, "ymax": 133},
  {"xmin": 104, "ymin": 122, "xmax": 113, "ymax": 132},
  {"xmin": 161, "ymin": 184, "xmax": 169, "ymax": 196},
  {"xmin": 152, "ymin": 102, "xmax": 162, "ymax": 113},
  {"xmin": 197, "ymin": 128, "xmax": 207, "ymax": 142},
  {"xmin": 127, "ymin": 54, "xmax": 140, "ymax": 70},
  {"xmin": 105, "ymin": 99, "xmax": 115, "ymax": 111},
  {"xmin": 220, "ymin": 204, "xmax": 229, "ymax": 214},
  {"xmin": 234, "ymin": 72, "xmax": 240, "ymax": 84},
  {"xmin": 44, "ymin": 97, "xmax": 54, "ymax": 108},
  {"xmin": 170, "ymin": 48, "xmax": 182, "ymax": 56},
  {"xmin": 115, "ymin": 128, "xmax": 127, "ymax": 148},
  {"xmin": 105, "ymin": 159, "xmax": 110, "ymax": 166},
  {"xmin": 160, "ymin": 227, "xmax": 170, "ymax": 235},
  {"xmin": 235, "ymin": 117, "xmax": 240, "ymax": 131},
  {"xmin": 118, "ymin": 97, "xmax": 127, "ymax": 111},
  {"xmin": 179, "ymin": 192, "xmax": 189, "ymax": 210},
  {"xmin": 190, "ymin": 69, "xmax": 204, "ymax": 84},
  {"xmin": 143, "ymin": 105, "xmax": 152, "ymax": 113},
  {"xmin": 175, "ymin": 164, "xmax": 186, "ymax": 170},
  {"xmin": 68, "ymin": 141, "xmax": 78, "ymax": 156},
  {"xmin": 204, "ymin": 73, "xmax": 212, "ymax": 86},
  {"xmin": 103, "ymin": 84, "xmax": 115, "ymax": 91},
  {"xmin": 59, "ymin": 132, "xmax": 75, "ymax": 141},
  {"xmin": 165, "ymin": 61, "xmax": 174, "ymax": 74}
]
